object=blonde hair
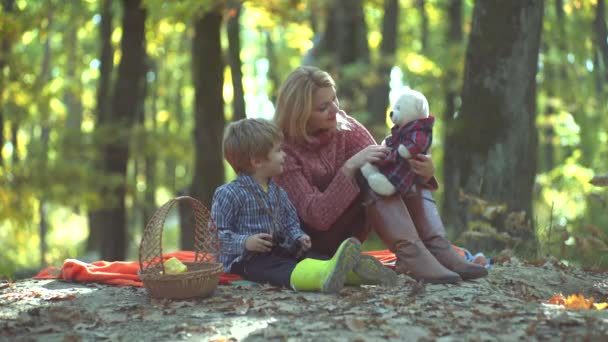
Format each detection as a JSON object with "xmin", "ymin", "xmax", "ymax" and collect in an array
[
  {"xmin": 274, "ymin": 66, "xmax": 336, "ymax": 144},
  {"xmin": 223, "ymin": 118, "xmax": 283, "ymax": 174}
]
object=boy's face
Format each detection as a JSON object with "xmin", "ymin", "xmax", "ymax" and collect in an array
[{"xmin": 253, "ymin": 142, "xmax": 286, "ymax": 178}]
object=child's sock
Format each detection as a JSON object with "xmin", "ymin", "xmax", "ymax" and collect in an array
[{"xmin": 290, "ymin": 238, "xmax": 361, "ymax": 293}]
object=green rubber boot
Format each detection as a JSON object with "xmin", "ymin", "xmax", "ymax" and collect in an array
[
  {"xmin": 290, "ymin": 238, "xmax": 361, "ymax": 293},
  {"xmin": 345, "ymin": 254, "xmax": 398, "ymax": 286}
]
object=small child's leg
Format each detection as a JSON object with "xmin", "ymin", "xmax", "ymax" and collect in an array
[
  {"xmin": 237, "ymin": 254, "xmax": 299, "ymax": 288},
  {"xmin": 290, "ymin": 238, "xmax": 361, "ymax": 293}
]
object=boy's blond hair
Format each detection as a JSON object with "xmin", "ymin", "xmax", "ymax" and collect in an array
[
  {"xmin": 274, "ymin": 66, "xmax": 338, "ymax": 144},
  {"xmin": 223, "ymin": 118, "xmax": 283, "ymax": 174}
]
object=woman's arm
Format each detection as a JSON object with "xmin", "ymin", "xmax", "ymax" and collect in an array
[
  {"xmin": 342, "ymin": 112, "xmax": 378, "ymax": 158},
  {"xmin": 275, "ymin": 156, "xmax": 361, "ymax": 231}
]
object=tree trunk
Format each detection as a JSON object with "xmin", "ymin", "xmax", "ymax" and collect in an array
[
  {"xmin": 10, "ymin": 122, "xmax": 18, "ymax": 163},
  {"xmin": 365, "ymin": 0, "xmax": 398, "ymax": 141},
  {"xmin": 540, "ymin": 41, "xmax": 556, "ymax": 172},
  {"xmin": 63, "ymin": 20, "xmax": 83, "ymax": 134},
  {"xmin": 227, "ymin": 0, "xmax": 246, "ymax": 121},
  {"xmin": 192, "ymin": 7, "xmax": 225, "ymax": 207},
  {"xmin": 311, "ymin": 0, "xmax": 369, "ymax": 113},
  {"xmin": 447, "ymin": 1, "xmax": 543, "ymax": 244},
  {"xmin": 88, "ymin": 0, "xmax": 114, "ymax": 254},
  {"xmin": 583, "ymin": 0, "xmax": 608, "ymax": 165},
  {"xmin": 596, "ymin": 0, "xmax": 608, "ymax": 74},
  {"xmin": 165, "ymin": 77, "xmax": 182, "ymax": 192},
  {"xmin": 416, "ymin": 0, "xmax": 429, "ymax": 53},
  {"xmin": 38, "ymin": 10, "xmax": 53, "ymax": 267},
  {"xmin": 132, "ymin": 55, "xmax": 149, "ymax": 233},
  {"xmin": 185, "ymin": 7, "xmax": 225, "ymax": 249},
  {"xmin": 143, "ymin": 60, "xmax": 157, "ymax": 230},
  {"xmin": 100, "ymin": 0, "xmax": 146, "ymax": 261},
  {"xmin": 265, "ymin": 30, "xmax": 281, "ymax": 105},
  {"xmin": 441, "ymin": 0, "xmax": 463, "ymax": 235},
  {"xmin": 0, "ymin": 0, "xmax": 15, "ymax": 166}
]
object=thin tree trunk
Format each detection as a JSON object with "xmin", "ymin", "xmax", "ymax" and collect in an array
[
  {"xmin": 64, "ymin": 20, "xmax": 83, "ymax": 133},
  {"xmin": 541, "ymin": 41, "xmax": 556, "ymax": 172},
  {"xmin": 165, "ymin": 77, "xmax": 182, "ymax": 192},
  {"xmin": 132, "ymin": 56, "xmax": 149, "ymax": 233},
  {"xmin": 311, "ymin": 0, "xmax": 369, "ymax": 112},
  {"xmin": 417, "ymin": 0, "xmax": 429, "ymax": 53},
  {"xmin": 100, "ymin": 0, "xmax": 146, "ymax": 261},
  {"xmin": 265, "ymin": 30, "xmax": 281, "ymax": 104},
  {"xmin": 0, "ymin": 0, "xmax": 15, "ymax": 166},
  {"xmin": 38, "ymin": 10, "xmax": 53, "ymax": 267},
  {"xmin": 555, "ymin": 0, "xmax": 568, "ymax": 86},
  {"xmin": 447, "ymin": 1, "xmax": 544, "ymax": 245},
  {"xmin": 185, "ymin": 7, "xmax": 225, "ymax": 250},
  {"xmin": 596, "ymin": 0, "xmax": 608, "ymax": 78},
  {"xmin": 192, "ymin": 7, "xmax": 225, "ymax": 207},
  {"xmin": 441, "ymin": 0, "xmax": 463, "ymax": 235},
  {"xmin": 143, "ymin": 59, "xmax": 157, "ymax": 230},
  {"xmin": 88, "ymin": 0, "xmax": 114, "ymax": 254},
  {"xmin": 227, "ymin": 0, "xmax": 246, "ymax": 121},
  {"xmin": 10, "ymin": 122, "xmax": 18, "ymax": 163},
  {"xmin": 583, "ymin": 0, "xmax": 608, "ymax": 164},
  {"xmin": 365, "ymin": 0, "xmax": 398, "ymax": 141}
]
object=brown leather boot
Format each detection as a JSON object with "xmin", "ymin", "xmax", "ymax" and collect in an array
[
  {"xmin": 363, "ymin": 189, "xmax": 461, "ymax": 284},
  {"xmin": 403, "ymin": 186, "xmax": 488, "ymax": 280}
]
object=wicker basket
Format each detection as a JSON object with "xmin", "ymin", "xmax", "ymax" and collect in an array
[{"xmin": 138, "ymin": 196, "xmax": 223, "ymax": 299}]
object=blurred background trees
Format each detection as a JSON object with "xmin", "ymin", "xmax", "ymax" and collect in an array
[{"xmin": 1, "ymin": 0, "xmax": 607, "ymax": 278}]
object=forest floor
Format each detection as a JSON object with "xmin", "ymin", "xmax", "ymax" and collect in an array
[{"xmin": 1, "ymin": 257, "xmax": 608, "ymax": 342}]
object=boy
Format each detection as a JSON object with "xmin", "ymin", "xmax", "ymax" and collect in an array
[{"xmin": 211, "ymin": 118, "xmax": 396, "ymax": 293}]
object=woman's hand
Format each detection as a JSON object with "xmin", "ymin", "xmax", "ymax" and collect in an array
[
  {"xmin": 245, "ymin": 233, "xmax": 273, "ymax": 253},
  {"xmin": 409, "ymin": 154, "xmax": 435, "ymax": 182},
  {"xmin": 342, "ymin": 145, "xmax": 390, "ymax": 178}
]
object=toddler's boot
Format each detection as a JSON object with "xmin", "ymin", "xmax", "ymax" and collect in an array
[
  {"xmin": 346, "ymin": 254, "xmax": 398, "ymax": 286},
  {"xmin": 290, "ymin": 238, "xmax": 361, "ymax": 293}
]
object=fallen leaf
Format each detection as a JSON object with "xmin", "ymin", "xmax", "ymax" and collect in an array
[
  {"xmin": 546, "ymin": 293, "xmax": 607, "ymax": 310},
  {"xmin": 564, "ymin": 294, "xmax": 594, "ymax": 310},
  {"xmin": 547, "ymin": 294, "xmax": 566, "ymax": 306},
  {"xmin": 344, "ymin": 317, "xmax": 367, "ymax": 332},
  {"xmin": 44, "ymin": 293, "xmax": 76, "ymax": 301},
  {"xmin": 27, "ymin": 324, "xmax": 61, "ymax": 333},
  {"xmin": 63, "ymin": 333, "xmax": 83, "ymax": 342}
]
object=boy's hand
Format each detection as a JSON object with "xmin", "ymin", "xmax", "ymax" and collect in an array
[
  {"xmin": 298, "ymin": 234, "xmax": 312, "ymax": 251},
  {"xmin": 245, "ymin": 233, "xmax": 273, "ymax": 253}
]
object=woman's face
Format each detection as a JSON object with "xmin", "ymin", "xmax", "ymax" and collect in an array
[{"xmin": 307, "ymin": 86, "xmax": 340, "ymax": 133}]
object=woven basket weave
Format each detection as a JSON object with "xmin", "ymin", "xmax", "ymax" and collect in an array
[{"xmin": 138, "ymin": 196, "xmax": 222, "ymax": 299}]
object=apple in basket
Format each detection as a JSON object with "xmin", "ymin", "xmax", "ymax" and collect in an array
[{"xmin": 163, "ymin": 257, "xmax": 188, "ymax": 274}]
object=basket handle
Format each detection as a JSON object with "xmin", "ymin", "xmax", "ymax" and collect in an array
[{"xmin": 138, "ymin": 196, "xmax": 218, "ymax": 274}]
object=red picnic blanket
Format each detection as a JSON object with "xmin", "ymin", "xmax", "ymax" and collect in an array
[
  {"xmin": 33, "ymin": 250, "xmax": 399, "ymax": 287},
  {"xmin": 33, "ymin": 251, "xmax": 242, "ymax": 286}
]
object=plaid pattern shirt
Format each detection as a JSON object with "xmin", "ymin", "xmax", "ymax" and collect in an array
[
  {"xmin": 211, "ymin": 174, "xmax": 305, "ymax": 272},
  {"xmin": 377, "ymin": 116, "xmax": 435, "ymax": 195}
]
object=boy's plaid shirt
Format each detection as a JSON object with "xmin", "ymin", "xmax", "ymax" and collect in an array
[
  {"xmin": 211, "ymin": 174, "xmax": 305, "ymax": 272},
  {"xmin": 376, "ymin": 116, "xmax": 435, "ymax": 195}
]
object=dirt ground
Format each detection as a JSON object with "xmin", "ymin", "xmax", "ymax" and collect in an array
[{"xmin": 2, "ymin": 257, "xmax": 608, "ymax": 342}]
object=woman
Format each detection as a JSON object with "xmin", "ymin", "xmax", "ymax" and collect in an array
[{"xmin": 273, "ymin": 66, "xmax": 487, "ymax": 284}]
